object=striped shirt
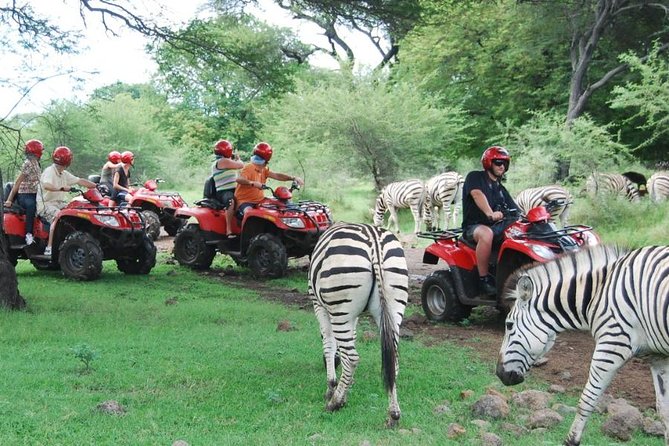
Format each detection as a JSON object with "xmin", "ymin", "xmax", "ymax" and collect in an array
[{"xmin": 212, "ymin": 159, "xmax": 238, "ymax": 192}]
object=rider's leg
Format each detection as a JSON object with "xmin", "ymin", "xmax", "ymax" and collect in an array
[{"xmin": 473, "ymin": 225, "xmax": 494, "ymax": 276}]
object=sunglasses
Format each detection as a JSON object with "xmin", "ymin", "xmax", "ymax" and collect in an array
[{"xmin": 492, "ymin": 159, "xmax": 508, "ymax": 167}]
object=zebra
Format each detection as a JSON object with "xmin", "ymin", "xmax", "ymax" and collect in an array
[
  {"xmin": 373, "ymin": 179, "xmax": 425, "ymax": 233},
  {"xmin": 308, "ymin": 223, "xmax": 408, "ymax": 427},
  {"xmin": 648, "ymin": 172, "xmax": 669, "ymax": 203},
  {"xmin": 496, "ymin": 244, "xmax": 669, "ymax": 446},
  {"xmin": 514, "ymin": 185, "xmax": 573, "ymax": 227},
  {"xmin": 585, "ymin": 172, "xmax": 640, "ymax": 202},
  {"xmin": 423, "ymin": 172, "xmax": 463, "ymax": 231}
]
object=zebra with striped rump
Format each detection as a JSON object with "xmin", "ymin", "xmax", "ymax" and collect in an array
[
  {"xmin": 423, "ymin": 172, "xmax": 463, "ymax": 231},
  {"xmin": 648, "ymin": 172, "xmax": 669, "ymax": 202},
  {"xmin": 585, "ymin": 172, "xmax": 640, "ymax": 202},
  {"xmin": 496, "ymin": 244, "xmax": 669, "ymax": 446},
  {"xmin": 308, "ymin": 223, "xmax": 408, "ymax": 427},
  {"xmin": 373, "ymin": 179, "xmax": 425, "ymax": 233},
  {"xmin": 514, "ymin": 185, "xmax": 572, "ymax": 227}
]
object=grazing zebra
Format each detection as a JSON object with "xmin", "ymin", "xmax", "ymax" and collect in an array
[
  {"xmin": 648, "ymin": 172, "xmax": 669, "ymax": 203},
  {"xmin": 514, "ymin": 185, "xmax": 573, "ymax": 227},
  {"xmin": 585, "ymin": 172, "xmax": 640, "ymax": 202},
  {"xmin": 373, "ymin": 179, "xmax": 425, "ymax": 233},
  {"xmin": 423, "ymin": 172, "xmax": 463, "ymax": 231},
  {"xmin": 496, "ymin": 244, "xmax": 669, "ymax": 446},
  {"xmin": 308, "ymin": 223, "xmax": 408, "ymax": 427}
]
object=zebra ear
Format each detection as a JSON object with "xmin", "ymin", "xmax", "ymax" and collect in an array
[{"xmin": 517, "ymin": 276, "xmax": 534, "ymax": 301}]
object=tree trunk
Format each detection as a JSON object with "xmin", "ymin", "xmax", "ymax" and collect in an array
[{"xmin": 0, "ymin": 170, "xmax": 26, "ymax": 310}]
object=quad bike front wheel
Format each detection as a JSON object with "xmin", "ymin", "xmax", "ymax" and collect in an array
[
  {"xmin": 247, "ymin": 233, "xmax": 287, "ymax": 278},
  {"xmin": 141, "ymin": 210, "xmax": 161, "ymax": 241},
  {"xmin": 163, "ymin": 217, "xmax": 185, "ymax": 237},
  {"xmin": 421, "ymin": 270, "xmax": 472, "ymax": 323},
  {"xmin": 58, "ymin": 231, "xmax": 103, "ymax": 281},
  {"xmin": 116, "ymin": 235, "xmax": 157, "ymax": 275},
  {"xmin": 173, "ymin": 224, "xmax": 215, "ymax": 270}
]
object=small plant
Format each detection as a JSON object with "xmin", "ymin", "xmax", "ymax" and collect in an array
[{"xmin": 70, "ymin": 343, "xmax": 99, "ymax": 373}]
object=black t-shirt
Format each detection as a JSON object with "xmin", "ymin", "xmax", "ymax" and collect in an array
[
  {"xmin": 111, "ymin": 166, "xmax": 130, "ymax": 200},
  {"xmin": 462, "ymin": 170, "xmax": 517, "ymax": 228}
]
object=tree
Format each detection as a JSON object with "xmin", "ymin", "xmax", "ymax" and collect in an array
[
  {"xmin": 152, "ymin": 13, "xmax": 311, "ymax": 151},
  {"xmin": 610, "ymin": 44, "xmax": 669, "ymax": 157},
  {"xmin": 206, "ymin": 0, "xmax": 421, "ymax": 69},
  {"xmin": 259, "ymin": 73, "xmax": 472, "ymax": 191}
]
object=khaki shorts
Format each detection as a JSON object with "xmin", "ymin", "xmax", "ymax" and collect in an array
[{"xmin": 38, "ymin": 201, "xmax": 67, "ymax": 223}]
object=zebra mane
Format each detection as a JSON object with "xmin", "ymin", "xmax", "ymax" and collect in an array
[{"xmin": 502, "ymin": 244, "xmax": 629, "ymax": 302}]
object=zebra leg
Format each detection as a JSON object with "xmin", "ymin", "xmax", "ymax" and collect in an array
[
  {"xmin": 326, "ymin": 320, "xmax": 359, "ymax": 412},
  {"xmin": 650, "ymin": 358, "xmax": 669, "ymax": 445},
  {"xmin": 565, "ymin": 348, "xmax": 630, "ymax": 446},
  {"xmin": 410, "ymin": 205, "xmax": 421, "ymax": 233},
  {"xmin": 388, "ymin": 207, "xmax": 400, "ymax": 233},
  {"xmin": 442, "ymin": 204, "xmax": 450, "ymax": 230},
  {"xmin": 313, "ymin": 302, "xmax": 338, "ymax": 401}
]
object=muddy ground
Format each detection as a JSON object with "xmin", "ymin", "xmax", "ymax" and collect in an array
[{"xmin": 155, "ymin": 235, "xmax": 656, "ymax": 410}]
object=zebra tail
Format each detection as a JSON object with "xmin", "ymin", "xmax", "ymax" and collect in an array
[{"xmin": 373, "ymin": 244, "xmax": 397, "ymax": 392}]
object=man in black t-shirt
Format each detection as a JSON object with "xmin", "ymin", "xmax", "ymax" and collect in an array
[{"xmin": 462, "ymin": 146, "xmax": 517, "ymax": 296}]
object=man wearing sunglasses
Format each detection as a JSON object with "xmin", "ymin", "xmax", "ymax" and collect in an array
[{"xmin": 461, "ymin": 146, "xmax": 518, "ymax": 297}]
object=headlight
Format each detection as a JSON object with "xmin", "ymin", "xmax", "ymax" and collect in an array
[
  {"xmin": 582, "ymin": 230, "xmax": 600, "ymax": 246},
  {"xmin": 282, "ymin": 217, "xmax": 305, "ymax": 229},
  {"xmin": 93, "ymin": 214, "xmax": 120, "ymax": 227},
  {"xmin": 530, "ymin": 244, "xmax": 556, "ymax": 260}
]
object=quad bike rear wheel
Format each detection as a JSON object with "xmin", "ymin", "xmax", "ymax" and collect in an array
[
  {"xmin": 173, "ymin": 224, "xmax": 215, "ymax": 270},
  {"xmin": 116, "ymin": 235, "xmax": 157, "ymax": 275},
  {"xmin": 141, "ymin": 210, "xmax": 161, "ymax": 240},
  {"xmin": 247, "ymin": 233, "xmax": 287, "ymax": 278},
  {"xmin": 58, "ymin": 231, "xmax": 103, "ymax": 281},
  {"xmin": 421, "ymin": 270, "xmax": 472, "ymax": 322}
]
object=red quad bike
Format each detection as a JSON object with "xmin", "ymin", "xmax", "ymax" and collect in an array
[
  {"xmin": 2, "ymin": 184, "xmax": 156, "ymax": 281},
  {"xmin": 126, "ymin": 178, "xmax": 187, "ymax": 240},
  {"xmin": 418, "ymin": 200, "xmax": 600, "ymax": 322},
  {"xmin": 173, "ymin": 181, "xmax": 333, "ymax": 278}
]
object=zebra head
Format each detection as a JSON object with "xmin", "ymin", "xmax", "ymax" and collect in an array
[
  {"xmin": 496, "ymin": 274, "xmax": 557, "ymax": 386},
  {"xmin": 373, "ymin": 194, "xmax": 386, "ymax": 226}
]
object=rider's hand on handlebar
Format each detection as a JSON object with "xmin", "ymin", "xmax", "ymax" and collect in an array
[{"xmin": 489, "ymin": 211, "xmax": 504, "ymax": 222}]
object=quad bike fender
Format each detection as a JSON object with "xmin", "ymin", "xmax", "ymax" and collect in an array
[
  {"xmin": 423, "ymin": 242, "xmax": 477, "ymax": 270},
  {"xmin": 498, "ymin": 238, "xmax": 555, "ymax": 263},
  {"xmin": 129, "ymin": 196, "xmax": 161, "ymax": 209},
  {"xmin": 174, "ymin": 206, "xmax": 226, "ymax": 233}
]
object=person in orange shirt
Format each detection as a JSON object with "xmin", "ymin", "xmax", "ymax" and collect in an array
[{"xmin": 234, "ymin": 142, "xmax": 303, "ymax": 215}]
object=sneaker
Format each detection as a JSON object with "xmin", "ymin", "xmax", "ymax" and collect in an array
[
  {"xmin": 479, "ymin": 275, "xmax": 497, "ymax": 297},
  {"xmin": 25, "ymin": 233, "xmax": 34, "ymax": 245},
  {"xmin": 43, "ymin": 246, "xmax": 52, "ymax": 257}
]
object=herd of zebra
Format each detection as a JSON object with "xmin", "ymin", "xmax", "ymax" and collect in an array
[{"xmin": 373, "ymin": 171, "xmax": 669, "ymax": 233}]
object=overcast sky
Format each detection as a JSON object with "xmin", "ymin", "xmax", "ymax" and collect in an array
[{"xmin": 0, "ymin": 0, "xmax": 380, "ymax": 117}]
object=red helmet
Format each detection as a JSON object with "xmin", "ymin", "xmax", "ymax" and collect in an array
[
  {"xmin": 253, "ymin": 142, "xmax": 273, "ymax": 162},
  {"xmin": 274, "ymin": 186, "xmax": 292, "ymax": 201},
  {"xmin": 25, "ymin": 139, "xmax": 44, "ymax": 158},
  {"xmin": 481, "ymin": 146, "xmax": 511, "ymax": 171},
  {"xmin": 526, "ymin": 206, "xmax": 550, "ymax": 223},
  {"xmin": 108, "ymin": 151, "xmax": 122, "ymax": 163},
  {"xmin": 121, "ymin": 151, "xmax": 134, "ymax": 164},
  {"xmin": 52, "ymin": 146, "xmax": 73, "ymax": 167},
  {"xmin": 214, "ymin": 140, "xmax": 233, "ymax": 158}
]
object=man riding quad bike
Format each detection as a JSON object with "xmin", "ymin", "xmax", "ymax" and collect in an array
[
  {"xmin": 173, "ymin": 180, "xmax": 332, "ymax": 278},
  {"xmin": 418, "ymin": 200, "xmax": 600, "ymax": 322},
  {"xmin": 2, "ymin": 184, "xmax": 156, "ymax": 281}
]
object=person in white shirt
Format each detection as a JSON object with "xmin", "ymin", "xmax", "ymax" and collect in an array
[{"xmin": 38, "ymin": 146, "xmax": 96, "ymax": 256}]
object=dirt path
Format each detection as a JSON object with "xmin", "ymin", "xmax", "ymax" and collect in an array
[{"xmin": 155, "ymin": 235, "xmax": 656, "ymax": 410}]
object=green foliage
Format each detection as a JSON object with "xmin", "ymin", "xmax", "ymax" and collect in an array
[
  {"xmin": 610, "ymin": 43, "xmax": 669, "ymax": 149},
  {"xmin": 498, "ymin": 111, "xmax": 631, "ymax": 188},
  {"xmin": 260, "ymin": 72, "xmax": 472, "ymax": 192},
  {"xmin": 152, "ymin": 13, "xmax": 309, "ymax": 153},
  {"xmin": 70, "ymin": 343, "xmax": 99, "ymax": 373}
]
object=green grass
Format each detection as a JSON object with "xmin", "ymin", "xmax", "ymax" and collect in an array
[{"xmin": 3, "ymin": 255, "xmax": 663, "ymax": 445}]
